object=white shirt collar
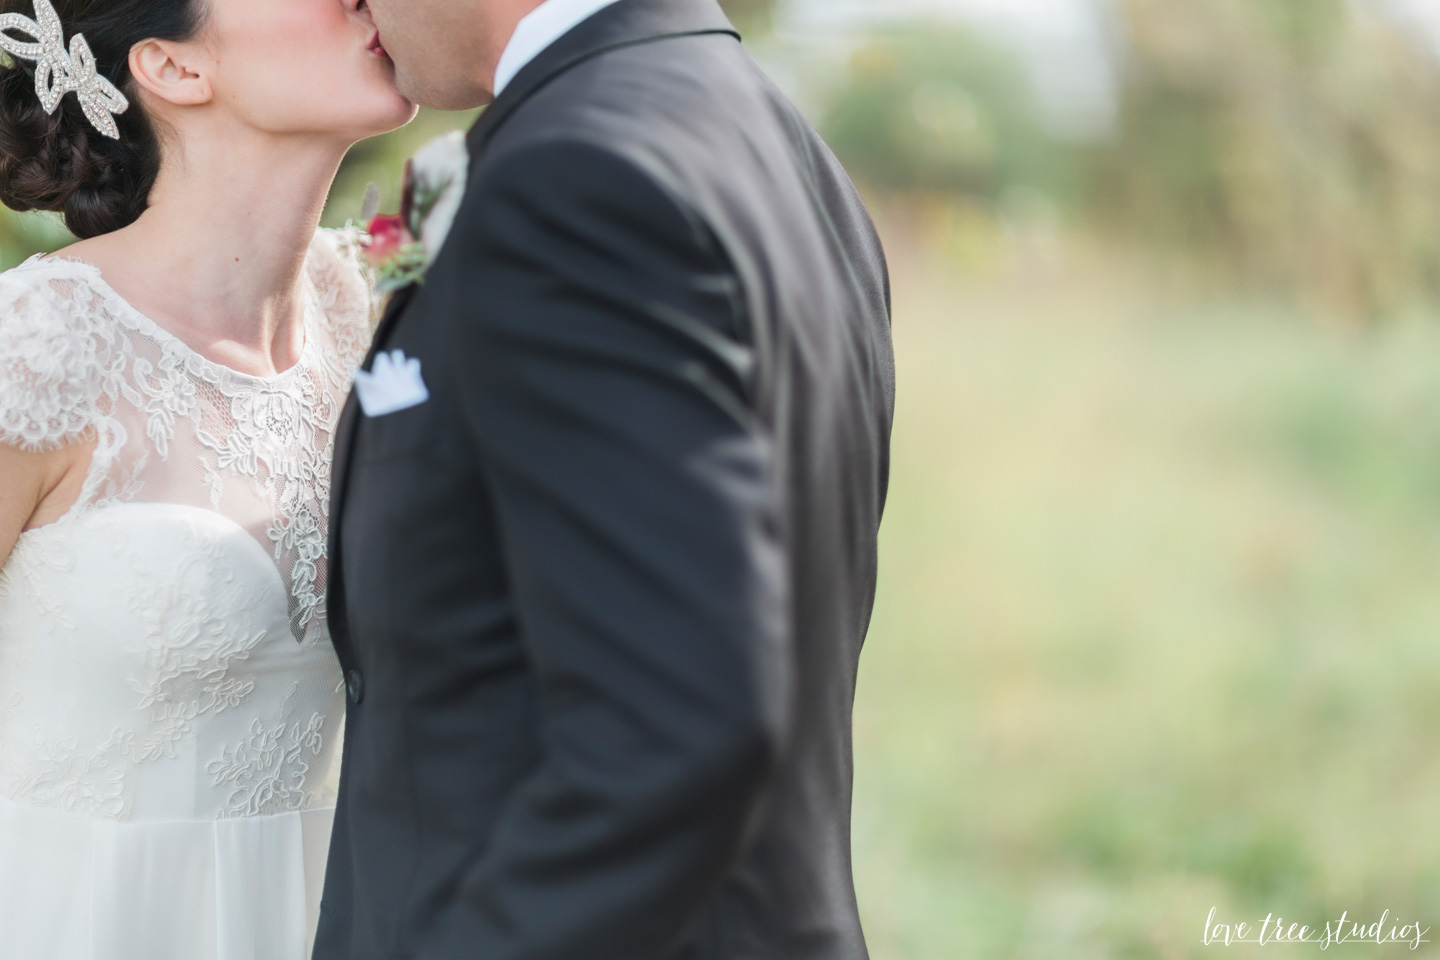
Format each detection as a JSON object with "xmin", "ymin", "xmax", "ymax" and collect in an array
[{"xmin": 493, "ymin": 0, "xmax": 623, "ymax": 97}]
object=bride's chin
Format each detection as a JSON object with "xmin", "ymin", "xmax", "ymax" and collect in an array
[
  {"xmin": 365, "ymin": 102, "xmax": 421, "ymax": 139},
  {"xmin": 394, "ymin": 102, "xmax": 421, "ymax": 130},
  {"xmin": 359, "ymin": 87, "xmax": 420, "ymax": 133},
  {"xmin": 387, "ymin": 96, "xmax": 421, "ymax": 126},
  {"xmin": 374, "ymin": 80, "xmax": 418, "ymax": 121}
]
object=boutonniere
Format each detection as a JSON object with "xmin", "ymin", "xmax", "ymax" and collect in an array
[{"xmin": 360, "ymin": 130, "xmax": 469, "ymax": 294}]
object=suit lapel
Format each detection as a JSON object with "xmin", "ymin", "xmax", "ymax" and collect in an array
[
  {"xmin": 466, "ymin": 0, "xmax": 739, "ymax": 157},
  {"xmin": 326, "ymin": 0, "xmax": 741, "ymax": 654},
  {"xmin": 361, "ymin": 282, "xmax": 421, "ymax": 372},
  {"xmin": 331, "ymin": 285, "xmax": 418, "ymax": 509},
  {"xmin": 325, "ymin": 283, "xmax": 420, "ymax": 652}
]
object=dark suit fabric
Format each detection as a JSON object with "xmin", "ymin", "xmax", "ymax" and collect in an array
[{"xmin": 314, "ymin": 2, "xmax": 895, "ymax": 958}]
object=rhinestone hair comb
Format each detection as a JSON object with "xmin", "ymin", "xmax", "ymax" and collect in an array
[{"xmin": 0, "ymin": 0, "xmax": 128, "ymax": 139}]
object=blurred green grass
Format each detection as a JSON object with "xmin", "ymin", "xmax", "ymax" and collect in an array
[
  {"xmin": 855, "ymin": 227, "xmax": 1440, "ymax": 959},
  {"xmin": 5, "ymin": 41, "xmax": 1440, "ymax": 954}
]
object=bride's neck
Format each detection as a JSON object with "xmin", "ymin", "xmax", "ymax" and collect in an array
[{"xmin": 66, "ymin": 124, "xmax": 350, "ymax": 378}]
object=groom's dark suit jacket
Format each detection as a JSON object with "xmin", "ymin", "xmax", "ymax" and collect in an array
[{"xmin": 315, "ymin": 1, "xmax": 894, "ymax": 958}]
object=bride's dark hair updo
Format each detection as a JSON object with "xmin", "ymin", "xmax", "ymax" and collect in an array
[{"xmin": 0, "ymin": 0, "xmax": 206, "ymax": 239}]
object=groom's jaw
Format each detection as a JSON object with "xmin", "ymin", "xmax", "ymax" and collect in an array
[{"xmin": 361, "ymin": 0, "xmax": 525, "ymax": 110}]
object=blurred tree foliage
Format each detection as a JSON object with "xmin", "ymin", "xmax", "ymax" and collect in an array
[
  {"xmin": 327, "ymin": 109, "xmax": 481, "ymax": 228},
  {"xmin": 717, "ymin": 0, "xmax": 775, "ymax": 37},
  {"xmin": 818, "ymin": 25, "xmax": 1077, "ymax": 209},
  {"xmin": 0, "ymin": 206, "xmax": 69, "ymax": 271},
  {"xmin": 1095, "ymin": 0, "xmax": 1440, "ymax": 316}
]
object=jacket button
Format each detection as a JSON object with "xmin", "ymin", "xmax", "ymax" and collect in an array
[{"xmin": 346, "ymin": 669, "xmax": 365, "ymax": 705}]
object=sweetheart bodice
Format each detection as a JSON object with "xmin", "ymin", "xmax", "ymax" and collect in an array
[{"xmin": 0, "ymin": 502, "xmax": 344, "ymax": 821}]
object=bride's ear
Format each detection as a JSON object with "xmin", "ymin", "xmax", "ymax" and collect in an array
[{"xmin": 128, "ymin": 39, "xmax": 214, "ymax": 108}]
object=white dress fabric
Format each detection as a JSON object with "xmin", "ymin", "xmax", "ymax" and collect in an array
[{"xmin": 0, "ymin": 229, "xmax": 375, "ymax": 959}]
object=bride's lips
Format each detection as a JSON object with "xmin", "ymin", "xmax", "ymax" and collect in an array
[{"xmin": 368, "ymin": 31, "xmax": 388, "ymax": 58}]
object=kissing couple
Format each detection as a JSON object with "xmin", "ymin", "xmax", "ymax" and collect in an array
[{"xmin": 0, "ymin": 0, "xmax": 895, "ymax": 957}]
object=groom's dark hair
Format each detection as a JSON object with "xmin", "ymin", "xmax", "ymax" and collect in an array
[{"xmin": 0, "ymin": 0, "xmax": 206, "ymax": 239}]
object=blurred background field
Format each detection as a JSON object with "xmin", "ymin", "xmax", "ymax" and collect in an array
[{"xmin": 9, "ymin": 0, "xmax": 1440, "ymax": 956}]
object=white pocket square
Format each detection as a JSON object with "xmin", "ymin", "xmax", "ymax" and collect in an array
[{"xmin": 354, "ymin": 350, "xmax": 430, "ymax": 418}]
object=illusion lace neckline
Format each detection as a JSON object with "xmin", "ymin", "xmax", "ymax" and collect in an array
[{"xmin": 20, "ymin": 252, "xmax": 320, "ymax": 387}]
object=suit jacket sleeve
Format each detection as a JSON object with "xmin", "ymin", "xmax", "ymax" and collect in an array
[{"xmin": 426, "ymin": 138, "xmax": 790, "ymax": 959}]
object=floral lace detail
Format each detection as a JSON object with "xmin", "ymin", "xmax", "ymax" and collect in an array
[
  {"xmin": 123, "ymin": 527, "xmax": 272, "ymax": 763},
  {"xmin": 207, "ymin": 710, "xmax": 329, "ymax": 818},
  {"xmin": 0, "ymin": 529, "xmax": 78, "ymax": 634},
  {"xmin": 309, "ymin": 226, "xmax": 378, "ymax": 377},
  {"xmin": 0, "ymin": 229, "xmax": 376, "ymax": 643},
  {"xmin": 0, "ymin": 276, "xmax": 120, "ymax": 452},
  {"xmin": 0, "ymin": 229, "xmax": 368, "ymax": 824},
  {"xmin": 4, "ymin": 731, "xmax": 130, "ymax": 818}
]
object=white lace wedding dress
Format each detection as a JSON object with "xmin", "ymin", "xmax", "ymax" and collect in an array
[{"xmin": 0, "ymin": 229, "xmax": 375, "ymax": 959}]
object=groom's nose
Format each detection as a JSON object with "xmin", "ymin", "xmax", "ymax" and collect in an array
[{"xmin": 341, "ymin": 0, "xmax": 374, "ymax": 23}]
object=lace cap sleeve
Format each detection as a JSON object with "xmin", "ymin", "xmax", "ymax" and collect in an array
[
  {"xmin": 308, "ymin": 227, "xmax": 379, "ymax": 372},
  {"xmin": 0, "ymin": 267, "xmax": 110, "ymax": 453}
]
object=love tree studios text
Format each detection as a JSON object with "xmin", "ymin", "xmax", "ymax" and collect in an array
[{"xmin": 1203, "ymin": 908, "xmax": 1430, "ymax": 950}]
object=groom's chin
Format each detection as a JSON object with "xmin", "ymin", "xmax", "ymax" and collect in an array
[{"xmin": 392, "ymin": 65, "xmax": 496, "ymax": 113}]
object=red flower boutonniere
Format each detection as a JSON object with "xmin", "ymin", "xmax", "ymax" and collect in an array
[{"xmin": 360, "ymin": 130, "xmax": 469, "ymax": 294}]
